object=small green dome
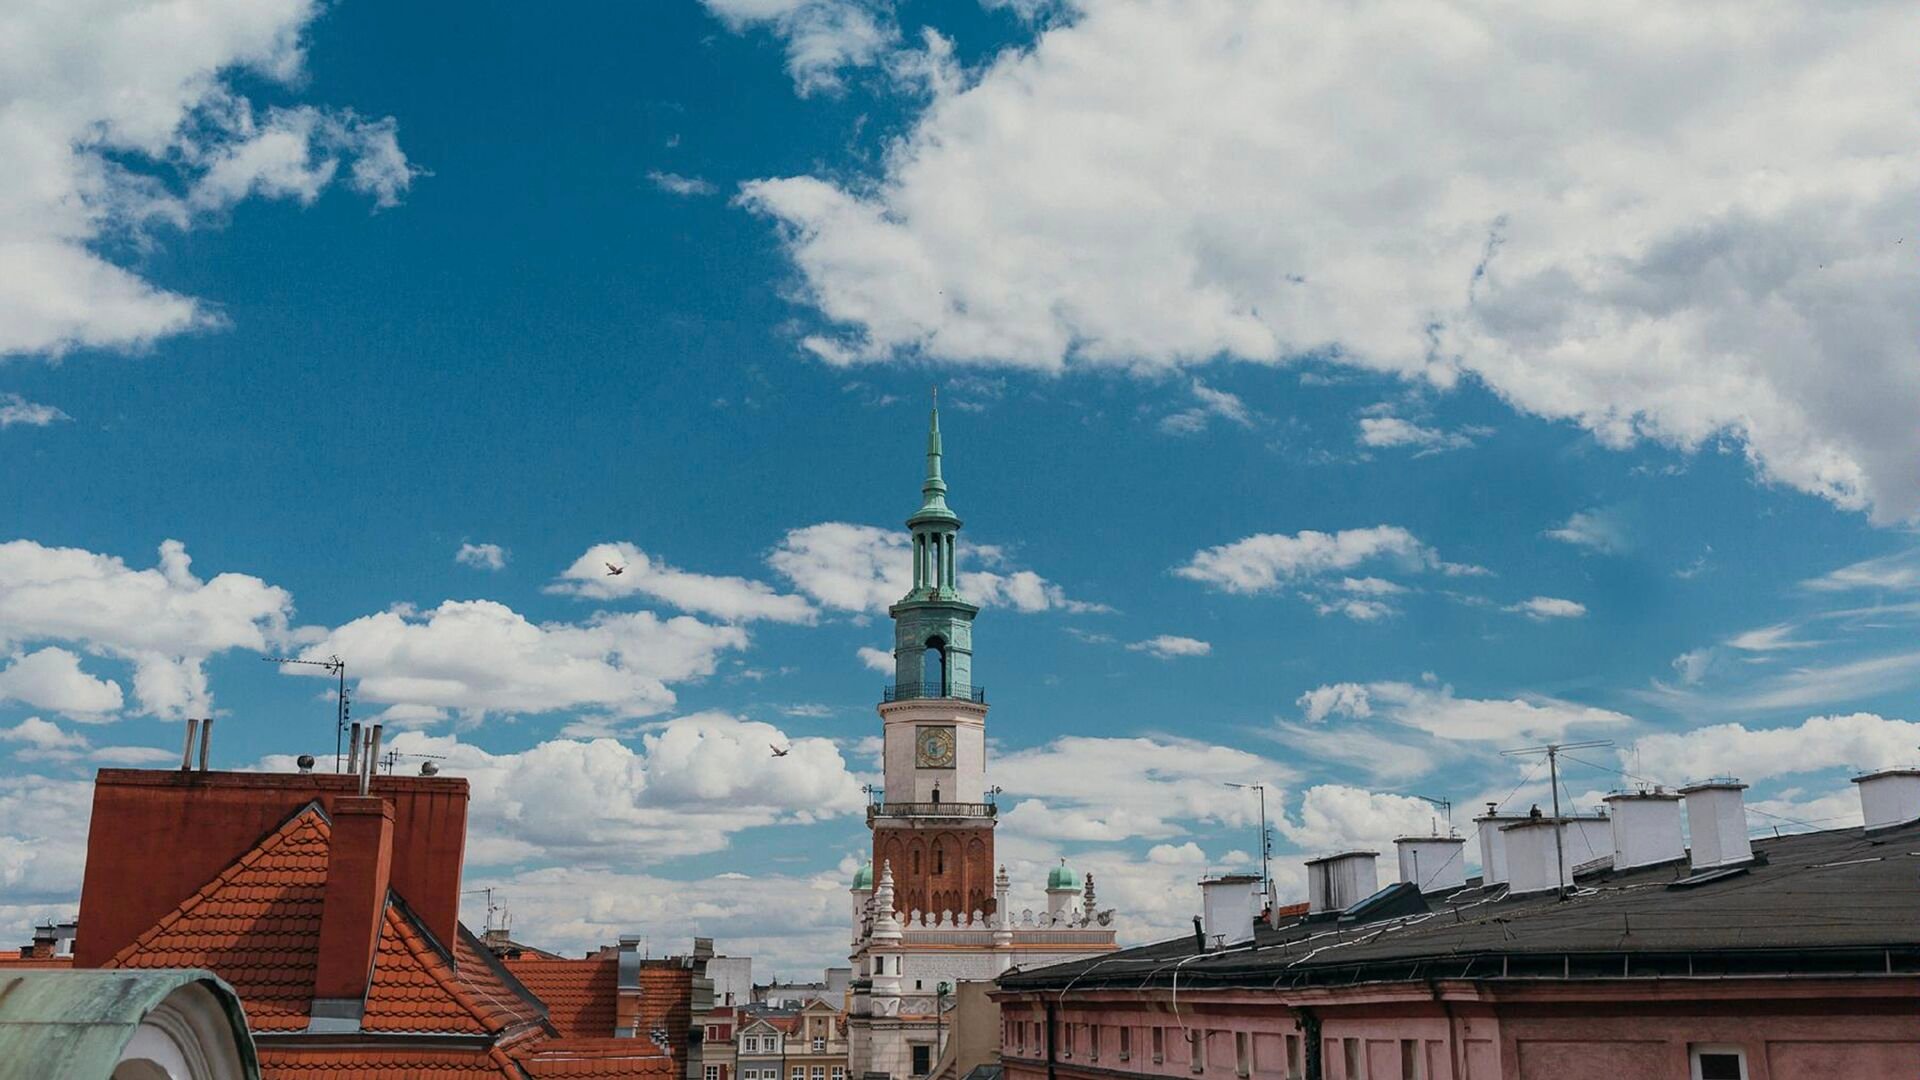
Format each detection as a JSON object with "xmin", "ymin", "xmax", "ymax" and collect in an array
[
  {"xmin": 1046, "ymin": 859, "xmax": 1080, "ymax": 890},
  {"xmin": 852, "ymin": 861, "xmax": 874, "ymax": 890}
]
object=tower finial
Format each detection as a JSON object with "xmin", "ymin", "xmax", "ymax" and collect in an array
[{"xmin": 914, "ymin": 388, "xmax": 953, "ymax": 521}]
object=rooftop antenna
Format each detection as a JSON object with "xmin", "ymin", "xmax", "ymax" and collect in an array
[
  {"xmin": 380, "ymin": 748, "xmax": 448, "ymax": 775},
  {"xmin": 1500, "ymin": 740, "xmax": 1614, "ymax": 900},
  {"xmin": 1410, "ymin": 794, "xmax": 1454, "ymax": 836},
  {"xmin": 262, "ymin": 654, "xmax": 350, "ymax": 771},
  {"xmin": 1224, "ymin": 782, "xmax": 1273, "ymax": 907}
]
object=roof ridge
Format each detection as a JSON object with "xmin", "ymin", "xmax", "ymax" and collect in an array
[
  {"xmin": 369, "ymin": 896, "xmax": 500, "ymax": 1035},
  {"xmin": 104, "ymin": 801, "xmax": 332, "ymax": 970}
]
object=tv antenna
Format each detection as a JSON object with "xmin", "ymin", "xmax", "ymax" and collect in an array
[
  {"xmin": 261, "ymin": 654, "xmax": 349, "ymax": 771},
  {"xmin": 1500, "ymin": 739, "xmax": 1614, "ymax": 899},
  {"xmin": 1410, "ymin": 794, "xmax": 1454, "ymax": 836},
  {"xmin": 1224, "ymin": 782, "xmax": 1273, "ymax": 906},
  {"xmin": 381, "ymin": 748, "xmax": 448, "ymax": 775}
]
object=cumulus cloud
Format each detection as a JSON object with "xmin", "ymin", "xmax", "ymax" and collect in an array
[
  {"xmin": 1126, "ymin": 635, "xmax": 1211, "ymax": 659},
  {"xmin": 1176, "ymin": 525, "xmax": 1483, "ymax": 618},
  {"xmin": 0, "ymin": 717, "xmax": 173, "ymax": 765},
  {"xmin": 1622, "ymin": 712, "xmax": 1920, "ymax": 786},
  {"xmin": 0, "ymin": 539, "xmax": 292, "ymax": 716},
  {"xmin": 1545, "ymin": 508, "xmax": 1629, "ymax": 554},
  {"xmin": 1, "ymin": 0, "xmax": 416, "ymax": 358},
  {"xmin": 0, "ymin": 648, "xmax": 124, "ymax": 719},
  {"xmin": 1276, "ymin": 785, "xmax": 1447, "ymax": 858},
  {"xmin": 1505, "ymin": 596, "xmax": 1587, "ymax": 620},
  {"xmin": 1159, "ymin": 380, "xmax": 1253, "ymax": 436},
  {"xmin": 856, "ymin": 646, "xmax": 894, "ymax": 673},
  {"xmin": 280, "ymin": 600, "xmax": 748, "ymax": 721},
  {"xmin": 698, "ymin": 0, "xmax": 895, "ymax": 96},
  {"xmin": 1356, "ymin": 417, "xmax": 1480, "ymax": 455},
  {"xmin": 1294, "ymin": 678, "xmax": 1631, "ymax": 742},
  {"xmin": 0, "ymin": 772, "xmax": 94, "ymax": 944},
  {"xmin": 993, "ymin": 735, "xmax": 1293, "ymax": 843},
  {"xmin": 260, "ymin": 715, "xmax": 864, "ymax": 866},
  {"xmin": 552, "ymin": 541, "xmax": 816, "ymax": 623},
  {"xmin": 455, "ymin": 543, "xmax": 508, "ymax": 571},
  {"xmin": 648, "ymin": 171, "xmax": 718, "ymax": 197},
  {"xmin": 0, "ymin": 395, "xmax": 70, "ymax": 428},
  {"xmin": 767, "ymin": 522, "xmax": 1099, "ymax": 614},
  {"xmin": 739, "ymin": 0, "xmax": 1920, "ymax": 522}
]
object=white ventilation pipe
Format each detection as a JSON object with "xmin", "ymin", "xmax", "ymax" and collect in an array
[
  {"xmin": 1304, "ymin": 851, "xmax": 1377, "ymax": 913},
  {"xmin": 1852, "ymin": 769, "xmax": 1920, "ymax": 832},
  {"xmin": 1603, "ymin": 789, "xmax": 1685, "ymax": 870},
  {"xmin": 1679, "ymin": 780, "xmax": 1753, "ymax": 871},
  {"xmin": 1472, "ymin": 805, "xmax": 1530, "ymax": 885},
  {"xmin": 1198, "ymin": 874, "xmax": 1262, "ymax": 946}
]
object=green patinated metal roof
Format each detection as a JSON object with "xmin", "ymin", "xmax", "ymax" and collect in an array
[
  {"xmin": 1047, "ymin": 859, "xmax": 1081, "ymax": 891},
  {"xmin": 852, "ymin": 861, "xmax": 874, "ymax": 890},
  {"xmin": 908, "ymin": 399, "xmax": 959, "ymax": 528},
  {"xmin": 0, "ymin": 968, "xmax": 259, "ymax": 1080}
]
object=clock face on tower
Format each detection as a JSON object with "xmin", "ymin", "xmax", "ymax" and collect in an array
[{"xmin": 915, "ymin": 725, "xmax": 957, "ymax": 769}]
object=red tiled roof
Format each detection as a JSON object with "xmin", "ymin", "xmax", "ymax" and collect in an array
[
  {"xmin": 104, "ymin": 805, "xmax": 331, "ymax": 1031},
  {"xmin": 458, "ymin": 925, "xmax": 553, "ymax": 1035},
  {"xmin": 516, "ymin": 1039, "xmax": 679, "ymax": 1079},
  {"xmin": 0, "ymin": 954, "xmax": 72, "ymax": 968},
  {"xmin": 363, "ymin": 903, "xmax": 492, "ymax": 1035},
  {"xmin": 637, "ymin": 965, "xmax": 693, "ymax": 1068},
  {"xmin": 505, "ymin": 956, "xmax": 618, "ymax": 1038},
  {"xmin": 258, "ymin": 1046, "xmax": 521, "ymax": 1078}
]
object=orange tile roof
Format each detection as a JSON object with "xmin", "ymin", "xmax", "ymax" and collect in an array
[
  {"xmin": 258, "ymin": 1045, "xmax": 522, "ymax": 1078},
  {"xmin": 363, "ymin": 903, "xmax": 493, "ymax": 1035},
  {"xmin": 505, "ymin": 956, "xmax": 618, "ymax": 1038},
  {"xmin": 516, "ymin": 1039, "xmax": 680, "ymax": 1079},
  {"xmin": 457, "ymin": 925, "xmax": 553, "ymax": 1035},
  {"xmin": 0, "ymin": 954, "xmax": 72, "ymax": 968},
  {"xmin": 637, "ymin": 965, "xmax": 693, "ymax": 1068},
  {"xmin": 104, "ymin": 805, "xmax": 331, "ymax": 1031}
]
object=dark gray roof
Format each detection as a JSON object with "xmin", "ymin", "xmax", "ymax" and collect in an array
[{"xmin": 1000, "ymin": 820, "xmax": 1920, "ymax": 991}]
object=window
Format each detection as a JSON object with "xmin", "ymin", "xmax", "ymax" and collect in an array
[
  {"xmin": 1342, "ymin": 1040, "xmax": 1361, "ymax": 1080},
  {"xmin": 912, "ymin": 1044, "xmax": 934, "ymax": 1077},
  {"xmin": 1188, "ymin": 1030, "xmax": 1204, "ymax": 1074},
  {"xmin": 1089, "ymin": 1025, "xmax": 1101, "ymax": 1061},
  {"xmin": 1064, "ymin": 1022, "xmax": 1076, "ymax": 1058},
  {"xmin": 1690, "ymin": 1047, "xmax": 1747, "ymax": 1080},
  {"xmin": 791, "ymin": 1067, "xmax": 804, "ymax": 1080},
  {"xmin": 813, "ymin": 1068, "xmax": 825, "ymax": 1080},
  {"xmin": 1285, "ymin": 1035, "xmax": 1302, "ymax": 1080},
  {"xmin": 706, "ymin": 1068, "xmax": 719, "ymax": 1080},
  {"xmin": 1152, "ymin": 1027, "xmax": 1165, "ymax": 1064},
  {"xmin": 1235, "ymin": 1032, "xmax": 1251, "ymax": 1078},
  {"xmin": 1399, "ymin": 1039, "xmax": 1420, "ymax": 1080},
  {"xmin": 813, "ymin": 1038, "xmax": 826, "ymax": 1052},
  {"xmin": 935, "ymin": 844, "xmax": 945, "ymax": 874},
  {"xmin": 744, "ymin": 1038, "xmax": 757, "ymax": 1054},
  {"xmin": 1119, "ymin": 1026, "xmax": 1132, "ymax": 1062},
  {"xmin": 833, "ymin": 1069, "xmax": 845, "ymax": 1080}
]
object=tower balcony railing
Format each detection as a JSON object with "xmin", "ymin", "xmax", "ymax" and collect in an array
[
  {"xmin": 881, "ymin": 682, "xmax": 986, "ymax": 704},
  {"xmin": 867, "ymin": 801, "xmax": 997, "ymax": 823}
]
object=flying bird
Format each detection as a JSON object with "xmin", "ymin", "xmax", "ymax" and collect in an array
[
  {"xmin": 770, "ymin": 744, "xmax": 790, "ymax": 758},
  {"xmin": 605, "ymin": 563, "xmax": 626, "ymax": 576}
]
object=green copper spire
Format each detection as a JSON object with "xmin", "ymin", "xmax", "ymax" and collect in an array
[
  {"xmin": 888, "ymin": 396, "xmax": 979, "ymax": 700},
  {"xmin": 912, "ymin": 391, "xmax": 957, "ymax": 525}
]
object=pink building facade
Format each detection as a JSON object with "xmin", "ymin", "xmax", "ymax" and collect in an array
[{"xmin": 995, "ymin": 778, "xmax": 1920, "ymax": 1080}]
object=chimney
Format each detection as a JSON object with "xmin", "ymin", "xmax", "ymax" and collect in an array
[
  {"xmin": 1472, "ymin": 803, "xmax": 1529, "ymax": 885},
  {"xmin": 29, "ymin": 924, "xmax": 56, "ymax": 960},
  {"xmin": 1562, "ymin": 812, "xmax": 1613, "ymax": 871},
  {"xmin": 311, "ymin": 795, "xmax": 394, "ymax": 1030},
  {"xmin": 1304, "ymin": 851, "xmax": 1377, "ymax": 914},
  {"xmin": 615, "ymin": 934, "xmax": 645, "ymax": 1038},
  {"xmin": 1394, "ymin": 835, "xmax": 1466, "ymax": 892},
  {"xmin": 1679, "ymin": 780, "xmax": 1753, "ymax": 871},
  {"xmin": 1500, "ymin": 810, "xmax": 1568, "ymax": 897},
  {"xmin": 1197, "ymin": 873, "xmax": 1262, "ymax": 947},
  {"xmin": 1603, "ymin": 789, "xmax": 1684, "ymax": 870},
  {"xmin": 1852, "ymin": 769, "xmax": 1920, "ymax": 832}
]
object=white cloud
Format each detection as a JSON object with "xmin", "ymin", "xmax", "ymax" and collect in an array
[
  {"xmin": 0, "ymin": 0, "xmax": 415, "ymax": 358},
  {"xmin": 0, "ymin": 717, "xmax": 171, "ymax": 765},
  {"xmin": 552, "ymin": 541, "xmax": 816, "ymax": 623},
  {"xmin": 261, "ymin": 715, "xmax": 864, "ymax": 865},
  {"xmin": 281, "ymin": 600, "xmax": 748, "ymax": 720},
  {"xmin": 1268, "ymin": 719, "xmax": 1433, "ymax": 783},
  {"xmin": 648, "ymin": 171, "xmax": 718, "ymax": 197},
  {"xmin": 993, "ymin": 734, "xmax": 1294, "ymax": 843},
  {"xmin": 1671, "ymin": 647, "xmax": 1715, "ymax": 686},
  {"xmin": 0, "ymin": 648, "xmax": 124, "ymax": 719},
  {"xmin": 1277, "ymin": 785, "xmax": 1447, "ymax": 858},
  {"xmin": 1126, "ymin": 635, "xmax": 1211, "ymax": 659},
  {"xmin": 1622, "ymin": 712, "xmax": 1920, "ymax": 787},
  {"xmin": 739, "ymin": 0, "xmax": 1920, "ymax": 522},
  {"xmin": 1545, "ymin": 509, "xmax": 1629, "ymax": 554},
  {"xmin": 1176, "ymin": 525, "xmax": 1483, "ymax": 618},
  {"xmin": 1802, "ymin": 548, "xmax": 1920, "ymax": 593},
  {"xmin": 698, "ymin": 0, "xmax": 895, "ymax": 96},
  {"xmin": 0, "ymin": 395, "xmax": 70, "ymax": 428},
  {"xmin": 455, "ymin": 543, "xmax": 508, "ymax": 571},
  {"xmin": 857, "ymin": 646, "xmax": 894, "ymax": 673},
  {"xmin": 1505, "ymin": 596, "xmax": 1587, "ymax": 620},
  {"xmin": 1159, "ymin": 379, "xmax": 1253, "ymax": 435},
  {"xmin": 1356, "ymin": 417, "xmax": 1478, "ymax": 455},
  {"xmin": 0, "ymin": 539, "xmax": 292, "ymax": 716},
  {"xmin": 1293, "ymin": 678, "xmax": 1632, "ymax": 742},
  {"xmin": 1726, "ymin": 623, "xmax": 1806, "ymax": 652},
  {"xmin": 767, "ymin": 522, "xmax": 1098, "ymax": 614}
]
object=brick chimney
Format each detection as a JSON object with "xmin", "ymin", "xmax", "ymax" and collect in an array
[{"xmin": 311, "ymin": 795, "xmax": 394, "ymax": 1030}]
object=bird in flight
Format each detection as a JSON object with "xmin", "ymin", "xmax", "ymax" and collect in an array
[
  {"xmin": 605, "ymin": 563, "xmax": 626, "ymax": 576},
  {"xmin": 769, "ymin": 744, "xmax": 791, "ymax": 758}
]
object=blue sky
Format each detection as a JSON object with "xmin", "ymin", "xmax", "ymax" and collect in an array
[{"xmin": 4, "ymin": 0, "xmax": 1919, "ymax": 973}]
